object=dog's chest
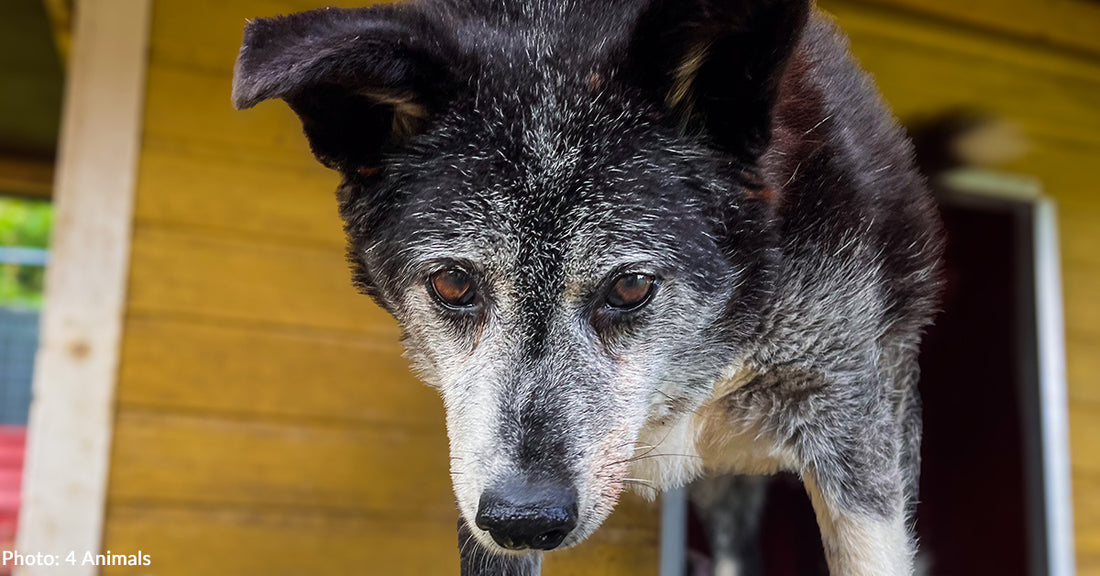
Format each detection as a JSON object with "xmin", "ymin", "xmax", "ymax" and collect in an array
[{"xmin": 628, "ymin": 369, "xmax": 799, "ymax": 492}]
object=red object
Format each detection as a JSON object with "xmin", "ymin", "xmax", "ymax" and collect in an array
[{"xmin": 0, "ymin": 426, "xmax": 25, "ymax": 575}]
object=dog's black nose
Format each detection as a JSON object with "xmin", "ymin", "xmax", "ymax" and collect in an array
[{"xmin": 475, "ymin": 479, "xmax": 578, "ymax": 551}]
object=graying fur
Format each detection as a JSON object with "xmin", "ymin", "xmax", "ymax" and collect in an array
[{"xmin": 232, "ymin": 1, "xmax": 944, "ymax": 573}]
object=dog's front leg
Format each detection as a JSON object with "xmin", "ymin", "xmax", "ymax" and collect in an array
[
  {"xmin": 797, "ymin": 405, "xmax": 916, "ymax": 576},
  {"xmin": 803, "ymin": 471, "xmax": 914, "ymax": 576},
  {"xmin": 458, "ymin": 518, "xmax": 542, "ymax": 576}
]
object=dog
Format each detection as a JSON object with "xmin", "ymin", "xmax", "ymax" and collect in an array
[{"xmin": 232, "ymin": 1, "xmax": 944, "ymax": 574}]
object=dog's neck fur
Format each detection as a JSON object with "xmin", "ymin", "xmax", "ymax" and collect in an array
[{"xmin": 628, "ymin": 361, "xmax": 799, "ymax": 494}]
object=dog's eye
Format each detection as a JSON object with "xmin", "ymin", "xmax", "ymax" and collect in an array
[
  {"xmin": 430, "ymin": 269, "xmax": 477, "ymax": 308},
  {"xmin": 606, "ymin": 274, "xmax": 655, "ymax": 310}
]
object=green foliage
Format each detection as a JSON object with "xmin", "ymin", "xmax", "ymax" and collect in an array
[{"xmin": 0, "ymin": 196, "xmax": 52, "ymax": 309}]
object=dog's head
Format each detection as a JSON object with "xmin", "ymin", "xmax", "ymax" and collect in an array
[{"xmin": 234, "ymin": 0, "xmax": 807, "ymax": 555}]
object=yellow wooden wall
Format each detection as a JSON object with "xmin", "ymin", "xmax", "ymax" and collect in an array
[
  {"xmin": 99, "ymin": 0, "xmax": 659, "ymax": 574},
  {"xmin": 101, "ymin": 0, "xmax": 1100, "ymax": 573}
]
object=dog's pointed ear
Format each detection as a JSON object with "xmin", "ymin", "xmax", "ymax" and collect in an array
[
  {"xmin": 625, "ymin": 0, "xmax": 811, "ymax": 160},
  {"xmin": 232, "ymin": 6, "xmax": 457, "ymax": 171}
]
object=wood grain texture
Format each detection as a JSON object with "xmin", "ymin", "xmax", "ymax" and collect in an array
[
  {"xmin": 107, "ymin": 407, "xmax": 659, "ymax": 527},
  {"xmin": 126, "ymin": 226, "xmax": 395, "ymax": 334},
  {"xmin": 1067, "ymin": 336, "xmax": 1100, "ymax": 406},
  {"xmin": 149, "ymin": 0, "xmax": 1100, "ymax": 74},
  {"xmin": 1071, "ymin": 405, "xmax": 1100, "ymax": 475},
  {"xmin": 117, "ymin": 316, "xmax": 436, "ymax": 425},
  {"xmin": 827, "ymin": 0, "xmax": 1100, "ymax": 57},
  {"xmin": 101, "ymin": 505, "xmax": 462, "ymax": 576},
  {"xmin": 133, "ymin": 144, "xmax": 344, "ymax": 247},
  {"xmin": 143, "ymin": 64, "xmax": 317, "ymax": 166},
  {"xmin": 826, "ymin": 2, "xmax": 1100, "ymax": 149},
  {"xmin": 1061, "ymin": 210, "xmax": 1100, "ymax": 269},
  {"xmin": 1077, "ymin": 473, "xmax": 1100, "ymax": 538},
  {"xmin": 1064, "ymin": 265, "xmax": 1100, "ymax": 339},
  {"xmin": 108, "ymin": 409, "xmax": 455, "ymax": 515},
  {"xmin": 100, "ymin": 501, "xmax": 658, "ymax": 576}
]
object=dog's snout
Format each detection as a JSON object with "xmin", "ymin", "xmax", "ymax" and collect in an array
[{"xmin": 474, "ymin": 478, "xmax": 578, "ymax": 551}]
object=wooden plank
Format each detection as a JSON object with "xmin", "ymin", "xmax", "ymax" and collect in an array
[
  {"xmin": 143, "ymin": 62, "xmax": 317, "ymax": 167},
  {"xmin": 101, "ymin": 502, "xmax": 657, "ymax": 576},
  {"xmin": 1070, "ymin": 404, "xmax": 1100, "ymax": 475},
  {"xmin": 1002, "ymin": 141, "xmax": 1100, "ymax": 213},
  {"xmin": 140, "ymin": 0, "xmax": 1100, "ymax": 170},
  {"xmin": 833, "ymin": 22, "xmax": 1100, "ymax": 150},
  {"xmin": 823, "ymin": 0, "xmax": 1100, "ymax": 58},
  {"xmin": 1063, "ymin": 262, "xmax": 1100, "ymax": 339},
  {"xmin": 147, "ymin": 0, "xmax": 366, "ymax": 73},
  {"xmin": 140, "ymin": 13, "xmax": 1100, "ymax": 164},
  {"xmin": 116, "ymin": 316, "xmax": 436, "ymax": 425},
  {"xmin": 148, "ymin": 0, "xmax": 1100, "ymax": 74},
  {"xmin": 108, "ymin": 409, "xmax": 455, "ymax": 514},
  {"xmin": 1077, "ymin": 473, "xmax": 1100, "ymax": 545},
  {"xmin": 134, "ymin": 144, "xmax": 344, "ymax": 247},
  {"xmin": 1061, "ymin": 210, "xmax": 1100, "ymax": 269},
  {"xmin": 1081, "ymin": 556, "xmax": 1100, "ymax": 576},
  {"xmin": 108, "ymin": 409, "xmax": 659, "ymax": 524},
  {"xmin": 101, "ymin": 505, "xmax": 459, "ymax": 576},
  {"xmin": 126, "ymin": 226, "xmax": 395, "ymax": 334},
  {"xmin": 17, "ymin": 2, "xmax": 151, "ymax": 574},
  {"xmin": 1068, "ymin": 336, "xmax": 1100, "ymax": 406},
  {"xmin": 829, "ymin": 0, "xmax": 1100, "ymax": 84},
  {"xmin": 543, "ymin": 525, "xmax": 660, "ymax": 576}
]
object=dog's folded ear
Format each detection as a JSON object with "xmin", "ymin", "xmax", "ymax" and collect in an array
[
  {"xmin": 625, "ymin": 0, "xmax": 811, "ymax": 161},
  {"xmin": 232, "ymin": 6, "xmax": 458, "ymax": 171}
]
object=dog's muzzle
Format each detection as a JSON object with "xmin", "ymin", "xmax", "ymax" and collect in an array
[{"xmin": 474, "ymin": 477, "xmax": 578, "ymax": 551}]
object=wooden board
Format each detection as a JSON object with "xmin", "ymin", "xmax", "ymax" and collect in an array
[
  {"xmin": 1061, "ymin": 210, "xmax": 1100, "ymax": 268},
  {"xmin": 1077, "ymin": 473, "xmax": 1100, "ymax": 539},
  {"xmin": 147, "ymin": 0, "xmax": 1100, "ymax": 76},
  {"xmin": 117, "ymin": 317, "xmax": 435, "ymax": 425},
  {"xmin": 146, "ymin": 0, "xmax": 365, "ymax": 72},
  {"xmin": 134, "ymin": 144, "xmax": 344, "ymax": 247},
  {"xmin": 833, "ymin": 13, "xmax": 1100, "ymax": 151},
  {"xmin": 824, "ymin": 0, "xmax": 1100, "ymax": 57},
  {"xmin": 108, "ymin": 409, "xmax": 455, "ymax": 515},
  {"xmin": 143, "ymin": 64, "xmax": 317, "ymax": 167},
  {"xmin": 1071, "ymin": 405, "xmax": 1100, "ymax": 475},
  {"xmin": 100, "ymin": 502, "xmax": 658, "ymax": 576},
  {"xmin": 1063, "ymin": 265, "xmax": 1100, "ymax": 339},
  {"xmin": 1068, "ymin": 336, "xmax": 1100, "ymax": 406},
  {"xmin": 101, "ymin": 505, "xmax": 464, "ymax": 576},
  {"xmin": 126, "ymin": 226, "xmax": 395, "ymax": 334},
  {"xmin": 107, "ymin": 408, "xmax": 659, "ymax": 523}
]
